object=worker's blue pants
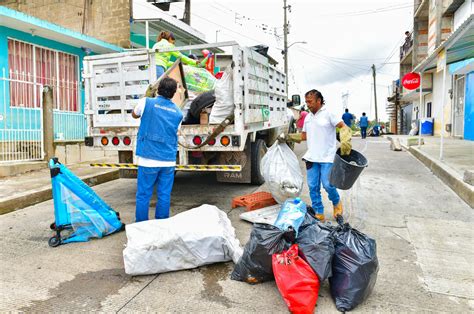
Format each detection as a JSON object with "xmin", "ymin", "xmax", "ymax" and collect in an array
[
  {"xmin": 156, "ymin": 66, "xmax": 165, "ymax": 79},
  {"xmin": 136, "ymin": 166, "xmax": 175, "ymax": 222},
  {"xmin": 307, "ymin": 162, "xmax": 340, "ymax": 214}
]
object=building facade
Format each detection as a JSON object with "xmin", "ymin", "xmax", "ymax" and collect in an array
[
  {"xmin": 0, "ymin": 1, "xmax": 207, "ymax": 163},
  {"xmin": 387, "ymin": 0, "xmax": 473, "ymax": 140}
]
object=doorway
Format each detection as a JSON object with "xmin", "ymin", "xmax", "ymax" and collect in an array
[{"xmin": 453, "ymin": 75, "xmax": 465, "ymax": 137}]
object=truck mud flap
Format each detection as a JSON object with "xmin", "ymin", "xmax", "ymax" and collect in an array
[{"xmin": 216, "ymin": 146, "xmax": 251, "ymax": 183}]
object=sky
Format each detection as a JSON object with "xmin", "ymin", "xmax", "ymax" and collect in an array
[{"xmin": 164, "ymin": 0, "xmax": 414, "ymax": 121}]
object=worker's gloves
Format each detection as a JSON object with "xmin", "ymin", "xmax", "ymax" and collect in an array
[
  {"xmin": 339, "ymin": 126, "xmax": 352, "ymax": 156},
  {"xmin": 277, "ymin": 133, "xmax": 302, "ymax": 144}
]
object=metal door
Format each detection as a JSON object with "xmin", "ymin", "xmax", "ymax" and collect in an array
[{"xmin": 454, "ymin": 75, "xmax": 465, "ymax": 137}]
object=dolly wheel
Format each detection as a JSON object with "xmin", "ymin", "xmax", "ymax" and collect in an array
[
  {"xmin": 50, "ymin": 222, "xmax": 56, "ymax": 230},
  {"xmin": 48, "ymin": 236, "xmax": 61, "ymax": 247}
]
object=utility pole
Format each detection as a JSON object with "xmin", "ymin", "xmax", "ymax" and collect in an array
[
  {"xmin": 283, "ymin": 0, "xmax": 289, "ymax": 95},
  {"xmin": 183, "ymin": 0, "xmax": 191, "ymax": 25},
  {"xmin": 371, "ymin": 64, "xmax": 379, "ymax": 124}
]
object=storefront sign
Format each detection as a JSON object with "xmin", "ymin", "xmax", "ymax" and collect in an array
[{"xmin": 402, "ymin": 72, "xmax": 421, "ymax": 90}]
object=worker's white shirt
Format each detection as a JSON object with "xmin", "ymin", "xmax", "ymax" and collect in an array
[
  {"xmin": 302, "ymin": 106, "xmax": 342, "ymax": 163},
  {"xmin": 133, "ymin": 98, "xmax": 177, "ymax": 167}
]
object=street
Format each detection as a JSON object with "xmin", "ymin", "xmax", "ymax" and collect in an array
[{"xmin": 1, "ymin": 137, "xmax": 472, "ymax": 312}]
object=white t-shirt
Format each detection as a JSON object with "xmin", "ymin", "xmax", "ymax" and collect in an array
[
  {"xmin": 302, "ymin": 106, "xmax": 343, "ymax": 163},
  {"xmin": 133, "ymin": 98, "xmax": 178, "ymax": 167}
]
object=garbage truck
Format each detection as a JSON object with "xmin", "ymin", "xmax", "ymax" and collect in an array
[{"xmin": 83, "ymin": 41, "xmax": 300, "ymax": 184}]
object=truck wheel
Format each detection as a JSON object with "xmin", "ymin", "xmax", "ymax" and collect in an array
[{"xmin": 251, "ymin": 139, "xmax": 267, "ymax": 185}]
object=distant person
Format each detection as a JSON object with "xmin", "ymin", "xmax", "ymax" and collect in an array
[
  {"xmin": 342, "ymin": 108, "xmax": 354, "ymax": 127},
  {"xmin": 359, "ymin": 112, "xmax": 368, "ymax": 139},
  {"xmin": 296, "ymin": 109, "xmax": 308, "ymax": 132},
  {"xmin": 132, "ymin": 77, "xmax": 183, "ymax": 222},
  {"xmin": 152, "ymin": 31, "xmax": 210, "ymax": 78}
]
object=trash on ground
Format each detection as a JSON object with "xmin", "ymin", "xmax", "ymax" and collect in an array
[
  {"xmin": 261, "ymin": 142, "xmax": 304, "ymax": 203},
  {"xmin": 329, "ymin": 217, "xmax": 379, "ymax": 312},
  {"xmin": 232, "ymin": 191, "xmax": 277, "ymax": 211},
  {"xmin": 296, "ymin": 212, "xmax": 335, "ymax": 282},
  {"xmin": 231, "ymin": 223, "xmax": 294, "ymax": 284},
  {"xmin": 273, "ymin": 244, "xmax": 320, "ymax": 314},
  {"xmin": 274, "ymin": 198, "xmax": 307, "ymax": 236},
  {"xmin": 239, "ymin": 204, "xmax": 281, "ymax": 224},
  {"xmin": 48, "ymin": 158, "xmax": 124, "ymax": 247},
  {"xmin": 123, "ymin": 204, "xmax": 242, "ymax": 276}
]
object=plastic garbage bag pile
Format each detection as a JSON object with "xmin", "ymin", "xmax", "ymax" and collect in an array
[
  {"xmin": 261, "ymin": 142, "xmax": 304, "ymax": 203},
  {"xmin": 232, "ymin": 198, "xmax": 379, "ymax": 313},
  {"xmin": 123, "ymin": 204, "xmax": 243, "ymax": 276}
]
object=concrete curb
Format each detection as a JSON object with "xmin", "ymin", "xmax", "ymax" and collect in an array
[
  {"xmin": 0, "ymin": 169, "xmax": 120, "ymax": 215},
  {"xmin": 402, "ymin": 143, "xmax": 474, "ymax": 208}
]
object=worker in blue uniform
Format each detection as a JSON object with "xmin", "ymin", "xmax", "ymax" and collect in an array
[{"xmin": 132, "ymin": 77, "xmax": 183, "ymax": 222}]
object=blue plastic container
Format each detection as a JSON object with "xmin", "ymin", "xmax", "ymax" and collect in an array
[
  {"xmin": 274, "ymin": 198, "xmax": 307, "ymax": 236},
  {"xmin": 421, "ymin": 118, "xmax": 434, "ymax": 135}
]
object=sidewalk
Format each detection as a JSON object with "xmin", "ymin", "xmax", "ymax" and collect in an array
[
  {"xmin": 0, "ymin": 159, "xmax": 119, "ymax": 215},
  {"xmin": 387, "ymin": 135, "xmax": 474, "ymax": 207}
]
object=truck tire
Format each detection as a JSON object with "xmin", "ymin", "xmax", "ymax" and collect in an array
[{"xmin": 251, "ymin": 139, "xmax": 267, "ymax": 185}]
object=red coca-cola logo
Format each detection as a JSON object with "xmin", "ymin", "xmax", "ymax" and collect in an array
[{"xmin": 402, "ymin": 72, "xmax": 421, "ymax": 90}]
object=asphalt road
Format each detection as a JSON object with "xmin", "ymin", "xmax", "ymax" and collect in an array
[{"xmin": 1, "ymin": 137, "xmax": 472, "ymax": 312}]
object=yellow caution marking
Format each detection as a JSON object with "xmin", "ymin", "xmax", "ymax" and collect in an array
[{"xmin": 90, "ymin": 163, "xmax": 241, "ymax": 172}]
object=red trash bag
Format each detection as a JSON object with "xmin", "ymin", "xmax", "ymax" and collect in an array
[{"xmin": 272, "ymin": 244, "xmax": 320, "ymax": 314}]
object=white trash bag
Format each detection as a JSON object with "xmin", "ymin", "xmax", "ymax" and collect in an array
[
  {"xmin": 261, "ymin": 142, "xmax": 304, "ymax": 203},
  {"xmin": 209, "ymin": 68, "xmax": 234, "ymax": 124},
  {"xmin": 123, "ymin": 204, "xmax": 243, "ymax": 276}
]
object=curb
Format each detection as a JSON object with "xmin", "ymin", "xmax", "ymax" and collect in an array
[
  {"xmin": 404, "ymin": 144, "xmax": 473, "ymax": 208},
  {"xmin": 0, "ymin": 169, "xmax": 120, "ymax": 215}
]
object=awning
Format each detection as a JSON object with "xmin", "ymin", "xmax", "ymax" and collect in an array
[
  {"xmin": 449, "ymin": 57, "xmax": 474, "ymax": 74},
  {"xmin": 132, "ymin": 0, "xmax": 206, "ymax": 48},
  {"xmin": 414, "ymin": 15, "xmax": 474, "ymax": 72},
  {"xmin": 400, "ymin": 89, "xmax": 432, "ymax": 102},
  {"xmin": 0, "ymin": 6, "xmax": 123, "ymax": 54}
]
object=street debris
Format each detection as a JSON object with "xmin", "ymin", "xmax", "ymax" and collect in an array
[
  {"xmin": 273, "ymin": 244, "xmax": 320, "ymax": 314},
  {"xmin": 296, "ymin": 211, "xmax": 335, "ymax": 282},
  {"xmin": 274, "ymin": 198, "xmax": 307, "ymax": 236},
  {"xmin": 123, "ymin": 204, "xmax": 242, "ymax": 276},
  {"xmin": 330, "ymin": 217, "xmax": 379, "ymax": 312},
  {"xmin": 231, "ymin": 223, "xmax": 294, "ymax": 284},
  {"xmin": 261, "ymin": 142, "xmax": 304, "ymax": 203},
  {"xmin": 233, "ymin": 200, "xmax": 378, "ymax": 312},
  {"xmin": 48, "ymin": 158, "xmax": 124, "ymax": 247}
]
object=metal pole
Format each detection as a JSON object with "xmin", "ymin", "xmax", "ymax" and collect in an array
[
  {"xmin": 440, "ymin": 66, "xmax": 446, "ymax": 160},
  {"xmin": 418, "ymin": 72, "xmax": 423, "ymax": 147},
  {"xmin": 42, "ymin": 85, "xmax": 54, "ymax": 161},
  {"xmin": 145, "ymin": 21, "xmax": 149, "ymax": 49},
  {"xmin": 372, "ymin": 64, "xmax": 378, "ymax": 123},
  {"xmin": 283, "ymin": 0, "xmax": 288, "ymax": 95}
]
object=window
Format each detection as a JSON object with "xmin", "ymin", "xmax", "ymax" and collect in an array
[
  {"xmin": 426, "ymin": 102, "xmax": 432, "ymax": 118},
  {"xmin": 8, "ymin": 39, "xmax": 79, "ymax": 111}
]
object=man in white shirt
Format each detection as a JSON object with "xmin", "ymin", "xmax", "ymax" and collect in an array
[{"xmin": 300, "ymin": 89, "xmax": 351, "ymax": 221}]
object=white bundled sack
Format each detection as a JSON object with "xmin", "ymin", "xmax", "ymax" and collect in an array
[
  {"xmin": 123, "ymin": 204, "xmax": 243, "ymax": 276},
  {"xmin": 209, "ymin": 68, "xmax": 234, "ymax": 124},
  {"xmin": 261, "ymin": 142, "xmax": 304, "ymax": 203}
]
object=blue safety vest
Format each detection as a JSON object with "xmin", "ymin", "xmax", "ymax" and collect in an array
[
  {"xmin": 360, "ymin": 116, "xmax": 368, "ymax": 127},
  {"xmin": 136, "ymin": 96, "xmax": 183, "ymax": 161}
]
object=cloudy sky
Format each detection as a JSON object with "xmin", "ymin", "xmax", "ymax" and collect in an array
[{"xmin": 165, "ymin": 0, "xmax": 414, "ymax": 121}]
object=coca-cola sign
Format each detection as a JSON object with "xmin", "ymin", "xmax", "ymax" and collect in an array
[{"xmin": 402, "ymin": 72, "xmax": 421, "ymax": 90}]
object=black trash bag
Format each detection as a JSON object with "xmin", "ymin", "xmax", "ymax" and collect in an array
[
  {"xmin": 231, "ymin": 223, "xmax": 294, "ymax": 284},
  {"xmin": 189, "ymin": 90, "xmax": 215, "ymax": 118},
  {"xmin": 296, "ymin": 220, "xmax": 335, "ymax": 282},
  {"xmin": 329, "ymin": 218, "xmax": 379, "ymax": 312}
]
